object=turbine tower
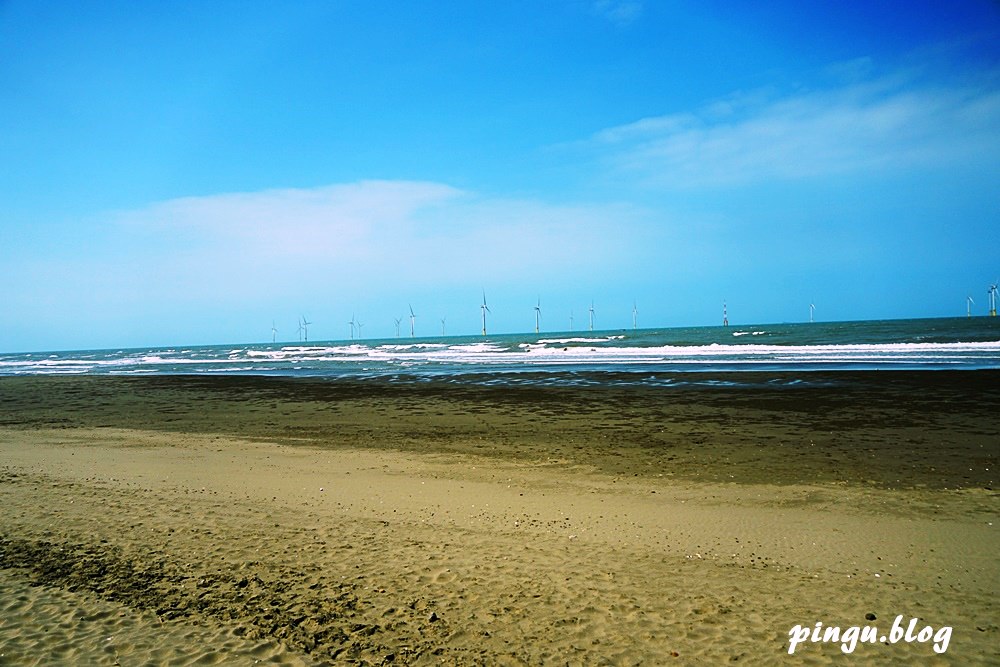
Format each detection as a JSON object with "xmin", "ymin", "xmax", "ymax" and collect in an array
[
  {"xmin": 409, "ymin": 304, "xmax": 416, "ymax": 337},
  {"xmin": 967, "ymin": 295, "xmax": 974, "ymax": 318},
  {"xmin": 534, "ymin": 298, "xmax": 541, "ymax": 334},
  {"xmin": 723, "ymin": 302, "xmax": 728, "ymax": 327},
  {"xmin": 809, "ymin": 302, "xmax": 815, "ymax": 323},
  {"xmin": 441, "ymin": 318, "xmax": 446, "ymax": 336},
  {"xmin": 348, "ymin": 314, "xmax": 356, "ymax": 340},
  {"xmin": 569, "ymin": 310, "xmax": 574, "ymax": 331},
  {"xmin": 300, "ymin": 315, "xmax": 312, "ymax": 342},
  {"xmin": 271, "ymin": 320, "xmax": 278, "ymax": 343},
  {"xmin": 481, "ymin": 291, "xmax": 491, "ymax": 336},
  {"xmin": 296, "ymin": 319, "xmax": 304, "ymax": 342},
  {"xmin": 632, "ymin": 301, "xmax": 638, "ymax": 331},
  {"xmin": 356, "ymin": 320, "xmax": 364, "ymax": 339},
  {"xmin": 588, "ymin": 301, "xmax": 595, "ymax": 332},
  {"xmin": 989, "ymin": 282, "xmax": 998, "ymax": 317},
  {"xmin": 394, "ymin": 317, "xmax": 402, "ymax": 338}
]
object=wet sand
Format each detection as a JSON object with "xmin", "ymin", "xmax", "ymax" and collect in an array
[{"xmin": 0, "ymin": 372, "xmax": 997, "ymax": 664}]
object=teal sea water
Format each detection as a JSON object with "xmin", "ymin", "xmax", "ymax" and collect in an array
[{"xmin": 2, "ymin": 317, "xmax": 999, "ymax": 385}]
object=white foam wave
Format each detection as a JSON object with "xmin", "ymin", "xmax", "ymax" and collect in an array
[
  {"xmin": 378, "ymin": 343, "xmax": 449, "ymax": 351},
  {"xmin": 536, "ymin": 336, "xmax": 625, "ymax": 344},
  {"xmin": 3, "ymin": 339, "xmax": 999, "ymax": 375},
  {"xmin": 447, "ymin": 343, "xmax": 509, "ymax": 353}
]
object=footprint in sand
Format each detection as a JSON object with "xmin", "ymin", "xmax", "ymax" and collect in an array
[{"xmin": 429, "ymin": 568, "xmax": 457, "ymax": 584}]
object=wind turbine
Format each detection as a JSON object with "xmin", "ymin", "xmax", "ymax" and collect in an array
[
  {"xmin": 300, "ymin": 315, "xmax": 312, "ymax": 342},
  {"xmin": 394, "ymin": 317, "xmax": 402, "ymax": 338},
  {"xmin": 989, "ymin": 282, "xmax": 998, "ymax": 317},
  {"xmin": 534, "ymin": 298, "xmax": 541, "ymax": 334},
  {"xmin": 481, "ymin": 291, "xmax": 491, "ymax": 336},
  {"xmin": 356, "ymin": 319, "xmax": 364, "ymax": 339},
  {"xmin": 348, "ymin": 314, "xmax": 356, "ymax": 340},
  {"xmin": 632, "ymin": 301, "xmax": 638, "ymax": 330},
  {"xmin": 409, "ymin": 304, "xmax": 416, "ymax": 337},
  {"xmin": 296, "ymin": 319, "xmax": 304, "ymax": 342},
  {"xmin": 569, "ymin": 310, "xmax": 574, "ymax": 331},
  {"xmin": 722, "ymin": 302, "xmax": 728, "ymax": 327},
  {"xmin": 809, "ymin": 302, "xmax": 815, "ymax": 323},
  {"xmin": 967, "ymin": 295, "xmax": 975, "ymax": 318},
  {"xmin": 588, "ymin": 301, "xmax": 595, "ymax": 332},
  {"xmin": 441, "ymin": 317, "xmax": 446, "ymax": 336},
  {"xmin": 271, "ymin": 321, "xmax": 278, "ymax": 343}
]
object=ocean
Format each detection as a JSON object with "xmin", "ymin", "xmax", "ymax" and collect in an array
[{"xmin": 2, "ymin": 317, "xmax": 999, "ymax": 385}]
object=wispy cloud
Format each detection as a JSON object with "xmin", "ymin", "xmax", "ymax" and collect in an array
[
  {"xmin": 103, "ymin": 180, "xmax": 643, "ymax": 302},
  {"xmin": 115, "ymin": 180, "xmax": 463, "ymax": 261},
  {"xmin": 590, "ymin": 69, "xmax": 1000, "ymax": 188},
  {"xmin": 591, "ymin": 0, "xmax": 642, "ymax": 26}
]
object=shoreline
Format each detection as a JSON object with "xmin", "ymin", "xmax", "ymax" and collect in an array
[{"xmin": 0, "ymin": 373, "xmax": 997, "ymax": 663}]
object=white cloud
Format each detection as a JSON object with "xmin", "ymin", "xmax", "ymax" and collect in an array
[
  {"xmin": 590, "ymin": 72, "xmax": 1000, "ymax": 188},
  {"xmin": 114, "ymin": 180, "xmax": 463, "ymax": 261},
  {"xmin": 105, "ymin": 180, "xmax": 644, "ymax": 302}
]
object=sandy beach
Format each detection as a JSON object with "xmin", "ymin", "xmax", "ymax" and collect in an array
[{"xmin": 0, "ymin": 372, "xmax": 997, "ymax": 665}]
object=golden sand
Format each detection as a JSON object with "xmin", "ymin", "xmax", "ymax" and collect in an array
[{"xmin": 0, "ymin": 374, "xmax": 997, "ymax": 665}]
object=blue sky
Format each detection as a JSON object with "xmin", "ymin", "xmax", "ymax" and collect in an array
[{"xmin": 2, "ymin": 1, "xmax": 998, "ymax": 351}]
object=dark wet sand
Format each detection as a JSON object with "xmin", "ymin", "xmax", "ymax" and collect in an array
[
  {"xmin": 1, "ymin": 371, "xmax": 997, "ymax": 489},
  {"xmin": 0, "ymin": 372, "xmax": 997, "ymax": 665}
]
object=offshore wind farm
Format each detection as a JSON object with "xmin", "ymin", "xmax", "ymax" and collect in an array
[
  {"xmin": 7, "ymin": 288, "xmax": 1000, "ymax": 377},
  {"xmin": 268, "ymin": 285, "xmax": 1000, "ymax": 347},
  {"xmin": 3, "ymin": 315, "xmax": 998, "ymax": 379}
]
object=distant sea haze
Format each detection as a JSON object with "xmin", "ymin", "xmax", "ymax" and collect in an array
[{"xmin": 2, "ymin": 317, "xmax": 999, "ymax": 383}]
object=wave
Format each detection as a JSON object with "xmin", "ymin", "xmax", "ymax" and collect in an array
[
  {"xmin": 2, "ymin": 339, "xmax": 999, "ymax": 376},
  {"xmin": 536, "ymin": 336, "xmax": 626, "ymax": 344},
  {"xmin": 376, "ymin": 343, "xmax": 449, "ymax": 351}
]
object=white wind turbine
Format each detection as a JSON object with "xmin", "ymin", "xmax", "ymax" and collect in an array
[
  {"xmin": 534, "ymin": 298, "xmax": 541, "ymax": 334},
  {"xmin": 569, "ymin": 310, "xmax": 574, "ymax": 331},
  {"xmin": 809, "ymin": 302, "xmax": 816, "ymax": 323},
  {"xmin": 989, "ymin": 282, "xmax": 998, "ymax": 317},
  {"xmin": 632, "ymin": 301, "xmax": 638, "ymax": 330},
  {"xmin": 271, "ymin": 320, "xmax": 278, "ymax": 343},
  {"xmin": 588, "ymin": 301, "xmax": 595, "ymax": 332},
  {"xmin": 409, "ymin": 304, "xmax": 416, "ymax": 337},
  {"xmin": 348, "ymin": 314, "xmax": 356, "ymax": 340},
  {"xmin": 296, "ymin": 319, "xmax": 304, "ymax": 342},
  {"xmin": 300, "ymin": 315, "xmax": 312, "ymax": 342},
  {"xmin": 441, "ymin": 317, "xmax": 446, "ymax": 336},
  {"xmin": 394, "ymin": 317, "xmax": 402, "ymax": 338},
  {"xmin": 356, "ymin": 319, "xmax": 364, "ymax": 339},
  {"xmin": 967, "ymin": 295, "xmax": 975, "ymax": 318},
  {"xmin": 481, "ymin": 291, "xmax": 491, "ymax": 336}
]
